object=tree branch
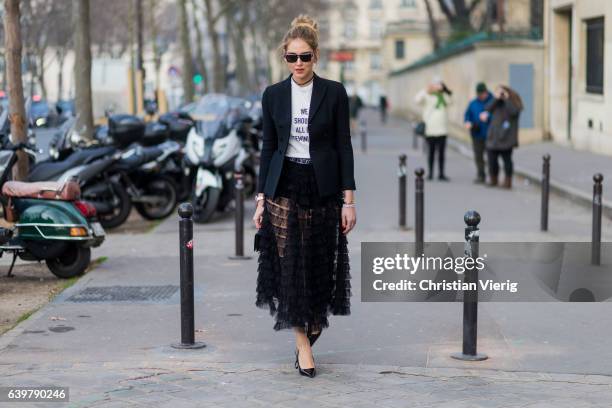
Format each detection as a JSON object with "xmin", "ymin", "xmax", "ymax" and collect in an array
[
  {"xmin": 468, "ymin": 0, "xmax": 483, "ymax": 14},
  {"xmin": 437, "ymin": 0, "xmax": 455, "ymax": 21}
]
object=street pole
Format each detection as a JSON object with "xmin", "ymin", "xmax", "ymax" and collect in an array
[
  {"xmin": 172, "ymin": 203, "xmax": 206, "ymax": 349},
  {"xmin": 398, "ymin": 154, "xmax": 407, "ymax": 229},
  {"xmin": 592, "ymin": 174, "xmax": 603, "ymax": 265},
  {"xmin": 415, "ymin": 168, "xmax": 424, "ymax": 256},
  {"xmin": 540, "ymin": 154, "xmax": 550, "ymax": 232},
  {"xmin": 451, "ymin": 210, "xmax": 488, "ymax": 361}
]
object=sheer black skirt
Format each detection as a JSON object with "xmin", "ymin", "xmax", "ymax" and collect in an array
[{"xmin": 255, "ymin": 158, "xmax": 351, "ymax": 331}]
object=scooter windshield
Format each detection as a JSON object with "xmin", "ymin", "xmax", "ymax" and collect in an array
[{"xmin": 195, "ymin": 119, "xmax": 226, "ymax": 140}]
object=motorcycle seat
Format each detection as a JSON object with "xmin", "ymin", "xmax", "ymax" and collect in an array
[
  {"xmin": 29, "ymin": 146, "xmax": 116, "ymax": 182},
  {"xmin": 2, "ymin": 180, "xmax": 81, "ymax": 201}
]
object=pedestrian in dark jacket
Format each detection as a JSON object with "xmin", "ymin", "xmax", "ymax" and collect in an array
[
  {"xmin": 379, "ymin": 95, "xmax": 388, "ymax": 124},
  {"xmin": 479, "ymin": 85, "xmax": 523, "ymax": 189},
  {"xmin": 464, "ymin": 82, "xmax": 493, "ymax": 184},
  {"xmin": 349, "ymin": 93, "xmax": 363, "ymax": 136}
]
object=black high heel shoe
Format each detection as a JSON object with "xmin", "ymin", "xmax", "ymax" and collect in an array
[
  {"xmin": 294, "ymin": 348, "xmax": 316, "ymax": 378},
  {"xmin": 307, "ymin": 325, "xmax": 322, "ymax": 347}
]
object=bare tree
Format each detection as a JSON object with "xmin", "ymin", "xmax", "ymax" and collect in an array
[
  {"xmin": 3, "ymin": 0, "xmax": 28, "ymax": 180},
  {"xmin": 251, "ymin": 0, "xmax": 328, "ymax": 83},
  {"xmin": 228, "ymin": 0, "xmax": 254, "ymax": 94},
  {"xmin": 436, "ymin": 0, "xmax": 483, "ymax": 38},
  {"xmin": 191, "ymin": 0, "xmax": 210, "ymax": 94},
  {"xmin": 73, "ymin": 0, "xmax": 94, "ymax": 140},
  {"xmin": 179, "ymin": 0, "xmax": 195, "ymax": 103},
  {"xmin": 424, "ymin": 0, "xmax": 442, "ymax": 50},
  {"xmin": 90, "ymin": 0, "xmax": 131, "ymax": 57}
]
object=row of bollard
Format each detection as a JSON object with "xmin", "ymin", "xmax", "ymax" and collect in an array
[
  {"xmin": 400, "ymin": 154, "xmax": 605, "ymax": 266},
  {"xmin": 171, "ymin": 152, "xmax": 605, "ymax": 354},
  {"xmin": 538, "ymin": 154, "xmax": 603, "ymax": 265}
]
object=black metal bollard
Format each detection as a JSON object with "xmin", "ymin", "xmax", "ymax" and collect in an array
[
  {"xmin": 592, "ymin": 174, "xmax": 603, "ymax": 265},
  {"xmin": 451, "ymin": 210, "xmax": 488, "ymax": 361},
  {"xmin": 229, "ymin": 172, "xmax": 251, "ymax": 260},
  {"xmin": 360, "ymin": 119, "xmax": 367, "ymax": 153},
  {"xmin": 414, "ymin": 168, "xmax": 424, "ymax": 256},
  {"xmin": 172, "ymin": 203, "xmax": 206, "ymax": 349},
  {"xmin": 541, "ymin": 154, "xmax": 550, "ymax": 232},
  {"xmin": 398, "ymin": 155, "xmax": 407, "ymax": 229}
]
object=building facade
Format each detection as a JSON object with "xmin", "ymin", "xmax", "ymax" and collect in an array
[
  {"xmin": 316, "ymin": 0, "xmax": 443, "ymax": 106},
  {"xmin": 546, "ymin": 0, "xmax": 612, "ymax": 154}
]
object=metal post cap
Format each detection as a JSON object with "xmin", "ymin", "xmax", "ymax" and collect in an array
[
  {"xmin": 464, "ymin": 210, "xmax": 481, "ymax": 227},
  {"xmin": 415, "ymin": 168, "xmax": 425, "ymax": 177},
  {"xmin": 543, "ymin": 154, "xmax": 551, "ymax": 162},
  {"xmin": 594, "ymin": 173, "xmax": 604, "ymax": 183},
  {"xmin": 399, "ymin": 154, "xmax": 407, "ymax": 162},
  {"xmin": 178, "ymin": 202, "xmax": 193, "ymax": 218}
]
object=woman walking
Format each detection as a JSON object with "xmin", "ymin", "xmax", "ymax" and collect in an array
[
  {"xmin": 415, "ymin": 79, "xmax": 452, "ymax": 181},
  {"xmin": 252, "ymin": 15, "xmax": 357, "ymax": 378},
  {"xmin": 480, "ymin": 85, "xmax": 523, "ymax": 189}
]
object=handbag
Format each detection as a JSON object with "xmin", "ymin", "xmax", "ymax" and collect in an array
[
  {"xmin": 415, "ymin": 121, "xmax": 426, "ymax": 136},
  {"xmin": 254, "ymin": 229, "xmax": 263, "ymax": 252}
]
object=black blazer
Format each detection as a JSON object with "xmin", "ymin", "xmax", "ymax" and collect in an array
[{"xmin": 257, "ymin": 73, "xmax": 356, "ymax": 198}]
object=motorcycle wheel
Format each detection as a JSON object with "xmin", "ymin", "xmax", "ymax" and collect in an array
[
  {"xmin": 84, "ymin": 181, "xmax": 132, "ymax": 229},
  {"xmin": 242, "ymin": 167, "xmax": 256, "ymax": 198},
  {"xmin": 134, "ymin": 176, "xmax": 178, "ymax": 220},
  {"xmin": 46, "ymin": 246, "xmax": 91, "ymax": 279},
  {"xmin": 192, "ymin": 186, "xmax": 221, "ymax": 223}
]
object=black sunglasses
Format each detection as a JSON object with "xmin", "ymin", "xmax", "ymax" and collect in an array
[{"xmin": 284, "ymin": 52, "xmax": 314, "ymax": 63}]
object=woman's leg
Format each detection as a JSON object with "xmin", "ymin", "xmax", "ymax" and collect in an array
[
  {"xmin": 293, "ymin": 326, "xmax": 315, "ymax": 369},
  {"xmin": 426, "ymin": 137, "xmax": 436, "ymax": 179},
  {"xmin": 487, "ymin": 149, "xmax": 500, "ymax": 186},
  {"xmin": 438, "ymin": 136, "xmax": 448, "ymax": 179},
  {"xmin": 501, "ymin": 148, "xmax": 514, "ymax": 188}
]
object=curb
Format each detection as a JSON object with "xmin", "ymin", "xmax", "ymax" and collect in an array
[{"xmin": 446, "ymin": 137, "xmax": 612, "ymax": 220}]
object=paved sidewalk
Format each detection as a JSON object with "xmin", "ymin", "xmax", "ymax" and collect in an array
[
  {"xmin": 441, "ymin": 124, "xmax": 612, "ymax": 218},
  {"xmin": 1, "ymin": 110, "xmax": 612, "ymax": 407}
]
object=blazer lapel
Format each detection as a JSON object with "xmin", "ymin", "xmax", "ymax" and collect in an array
[
  {"xmin": 308, "ymin": 73, "xmax": 327, "ymax": 124},
  {"xmin": 281, "ymin": 74, "xmax": 292, "ymax": 128}
]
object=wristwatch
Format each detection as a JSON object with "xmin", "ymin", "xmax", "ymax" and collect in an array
[{"xmin": 255, "ymin": 193, "xmax": 265, "ymax": 203}]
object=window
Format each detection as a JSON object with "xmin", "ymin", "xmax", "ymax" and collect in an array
[
  {"xmin": 370, "ymin": 20, "xmax": 383, "ymax": 39},
  {"xmin": 370, "ymin": 52, "xmax": 382, "ymax": 70},
  {"xmin": 395, "ymin": 40, "xmax": 405, "ymax": 59},
  {"xmin": 344, "ymin": 21, "xmax": 356, "ymax": 39},
  {"xmin": 343, "ymin": 60, "xmax": 355, "ymax": 71},
  {"xmin": 369, "ymin": 0, "xmax": 382, "ymax": 9},
  {"xmin": 400, "ymin": 0, "xmax": 416, "ymax": 7},
  {"xmin": 586, "ymin": 17, "xmax": 604, "ymax": 94}
]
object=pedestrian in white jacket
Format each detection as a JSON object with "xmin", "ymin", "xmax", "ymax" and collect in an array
[{"xmin": 415, "ymin": 80, "xmax": 452, "ymax": 180}]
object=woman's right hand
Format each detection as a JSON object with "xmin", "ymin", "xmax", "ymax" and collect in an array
[{"xmin": 253, "ymin": 202, "xmax": 265, "ymax": 229}]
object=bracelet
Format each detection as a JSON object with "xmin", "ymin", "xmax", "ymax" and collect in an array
[
  {"xmin": 342, "ymin": 203, "xmax": 356, "ymax": 208},
  {"xmin": 255, "ymin": 194, "xmax": 265, "ymax": 202}
]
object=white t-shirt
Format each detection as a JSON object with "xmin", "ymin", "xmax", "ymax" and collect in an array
[{"xmin": 286, "ymin": 79, "xmax": 313, "ymax": 158}]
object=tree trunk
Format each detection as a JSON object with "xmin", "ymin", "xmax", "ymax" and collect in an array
[
  {"xmin": 179, "ymin": 0, "xmax": 195, "ymax": 103},
  {"xmin": 149, "ymin": 0, "xmax": 162, "ymax": 100},
  {"xmin": 191, "ymin": 0, "xmax": 210, "ymax": 94},
  {"xmin": 56, "ymin": 49, "xmax": 66, "ymax": 101},
  {"xmin": 203, "ymin": 0, "xmax": 225, "ymax": 93},
  {"xmin": 36, "ymin": 49, "xmax": 48, "ymax": 100},
  {"xmin": 3, "ymin": 0, "xmax": 28, "ymax": 180},
  {"xmin": 424, "ymin": 0, "xmax": 441, "ymax": 50},
  {"xmin": 231, "ymin": 25, "xmax": 250, "ymax": 94},
  {"xmin": 72, "ymin": 0, "xmax": 94, "ymax": 141}
]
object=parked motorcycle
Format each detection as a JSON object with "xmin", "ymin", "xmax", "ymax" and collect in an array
[
  {"xmin": 184, "ymin": 94, "xmax": 257, "ymax": 223},
  {"xmin": 0, "ymin": 143, "xmax": 105, "ymax": 279},
  {"xmin": 37, "ymin": 114, "xmax": 179, "ymax": 228}
]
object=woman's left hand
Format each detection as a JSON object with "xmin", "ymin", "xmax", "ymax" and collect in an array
[{"xmin": 341, "ymin": 207, "xmax": 356, "ymax": 235}]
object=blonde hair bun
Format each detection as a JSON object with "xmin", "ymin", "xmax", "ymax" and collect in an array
[{"xmin": 291, "ymin": 14, "xmax": 318, "ymax": 33}]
